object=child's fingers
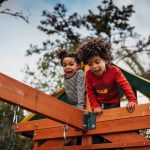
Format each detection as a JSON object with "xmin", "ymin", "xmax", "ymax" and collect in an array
[
  {"xmin": 94, "ymin": 108, "xmax": 103, "ymax": 115},
  {"xmin": 126, "ymin": 102, "xmax": 136, "ymax": 113}
]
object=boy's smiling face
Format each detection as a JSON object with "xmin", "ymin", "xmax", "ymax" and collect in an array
[
  {"xmin": 87, "ymin": 56, "xmax": 107, "ymax": 77},
  {"xmin": 62, "ymin": 57, "xmax": 80, "ymax": 78}
]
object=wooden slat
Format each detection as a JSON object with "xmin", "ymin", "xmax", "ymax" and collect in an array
[
  {"xmin": 102, "ymin": 132, "xmax": 149, "ymax": 142},
  {"xmin": 33, "ymin": 116, "xmax": 150, "ymax": 140},
  {"xmin": 96, "ymin": 103, "xmax": 150, "ymax": 122},
  {"xmin": 0, "ymin": 73, "xmax": 84, "ymax": 130},
  {"xmin": 15, "ymin": 103, "xmax": 150, "ymax": 133},
  {"xmin": 15, "ymin": 119, "xmax": 63, "ymax": 132},
  {"xmin": 82, "ymin": 136, "xmax": 92, "ymax": 145},
  {"xmin": 125, "ymin": 147, "xmax": 150, "ymax": 150},
  {"xmin": 36, "ymin": 139, "xmax": 66, "ymax": 150},
  {"xmin": 45, "ymin": 141, "xmax": 150, "ymax": 150},
  {"xmin": 33, "ymin": 141, "xmax": 39, "ymax": 150}
]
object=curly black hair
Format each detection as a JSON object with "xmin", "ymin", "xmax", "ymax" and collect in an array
[
  {"xmin": 77, "ymin": 38, "xmax": 113, "ymax": 64},
  {"xmin": 56, "ymin": 50, "xmax": 81, "ymax": 65}
]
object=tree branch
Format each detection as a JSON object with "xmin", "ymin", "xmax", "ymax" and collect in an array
[{"xmin": 0, "ymin": 9, "xmax": 29, "ymax": 23}]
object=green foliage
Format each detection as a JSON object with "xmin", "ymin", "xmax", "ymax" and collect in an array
[
  {"xmin": 0, "ymin": 102, "xmax": 33, "ymax": 149},
  {"xmin": 86, "ymin": 0, "xmax": 135, "ymax": 38}
]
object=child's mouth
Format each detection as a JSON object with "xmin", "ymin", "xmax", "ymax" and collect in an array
[
  {"xmin": 94, "ymin": 70, "xmax": 103, "ymax": 76},
  {"xmin": 65, "ymin": 71, "xmax": 74, "ymax": 78},
  {"xmin": 66, "ymin": 71, "xmax": 72, "ymax": 74}
]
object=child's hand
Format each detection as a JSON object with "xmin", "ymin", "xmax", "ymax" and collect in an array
[
  {"xmin": 94, "ymin": 107, "xmax": 103, "ymax": 115},
  {"xmin": 126, "ymin": 101, "xmax": 136, "ymax": 113}
]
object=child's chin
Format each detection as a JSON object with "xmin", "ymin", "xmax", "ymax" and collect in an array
[
  {"xmin": 66, "ymin": 74, "xmax": 73, "ymax": 78},
  {"xmin": 94, "ymin": 72, "xmax": 103, "ymax": 77}
]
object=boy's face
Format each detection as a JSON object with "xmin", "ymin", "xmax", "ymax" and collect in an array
[
  {"xmin": 87, "ymin": 56, "xmax": 107, "ymax": 77},
  {"xmin": 62, "ymin": 57, "xmax": 80, "ymax": 78}
]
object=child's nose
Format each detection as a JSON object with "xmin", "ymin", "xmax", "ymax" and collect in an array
[
  {"xmin": 66, "ymin": 65, "xmax": 70, "ymax": 69},
  {"xmin": 93, "ymin": 64, "xmax": 97, "ymax": 68}
]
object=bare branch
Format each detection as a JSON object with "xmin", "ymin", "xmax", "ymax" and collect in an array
[
  {"xmin": 0, "ymin": 9, "xmax": 29, "ymax": 23},
  {"xmin": 117, "ymin": 48, "xmax": 149, "ymax": 63}
]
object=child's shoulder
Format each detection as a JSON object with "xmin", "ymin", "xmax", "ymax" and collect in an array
[
  {"xmin": 76, "ymin": 69, "xmax": 85, "ymax": 76},
  {"xmin": 77, "ymin": 69, "xmax": 84, "ymax": 74},
  {"xmin": 108, "ymin": 64, "xmax": 120, "ymax": 72}
]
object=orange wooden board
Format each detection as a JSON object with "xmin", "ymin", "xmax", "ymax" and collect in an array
[
  {"xmin": 15, "ymin": 103, "xmax": 150, "ymax": 133},
  {"xmin": 40, "ymin": 141, "xmax": 150, "ymax": 150},
  {"xmin": 102, "ymin": 132, "xmax": 149, "ymax": 142},
  {"xmin": 0, "ymin": 73, "xmax": 84, "ymax": 130},
  {"xmin": 33, "ymin": 116, "xmax": 150, "ymax": 140}
]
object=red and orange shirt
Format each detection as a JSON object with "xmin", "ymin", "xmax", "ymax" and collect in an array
[{"xmin": 86, "ymin": 65, "xmax": 137, "ymax": 110}]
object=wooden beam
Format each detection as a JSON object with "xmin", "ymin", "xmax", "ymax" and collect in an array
[
  {"xmin": 82, "ymin": 136, "xmax": 92, "ymax": 145},
  {"xmin": 124, "ymin": 148, "xmax": 150, "ymax": 150},
  {"xmin": 33, "ymin": 116, "xmax": 150, "ymax": 140},
  {"xmin": 42, "ymin": 141, "xmax": 150, "ymax": 150},
  {"xmin": 102, "ymin": 132, "xmax": 149, "ymax": 142},
  {"xmin": 36, "ymin": 139, "xmax": 70, "ymax": 150},
  {"xmin": 96, "ymin": 103, "xmax": 150, "ymax": 122},
  {"xmin": 0, "ymin": 73, "xmax": 84, "ymax": 130},
  {"xmin": 15, "ymin": 103, "xmax": 150, "ymax": 133},
  {"xmin": 15, "ymin": 119, "xmax": 63, "ymax": 132}
]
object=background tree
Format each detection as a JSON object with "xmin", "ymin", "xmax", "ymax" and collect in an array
[
  {"xmin": 0, "ymin": 103, "xmax": 33, "ymax": 149},
  {"xmin": 24, "ymin": 0, "xmax": 150, "ymax": 93},
  {"xmin": 0, "ymin": 0, "xmax": 33, "ymax": 149}
]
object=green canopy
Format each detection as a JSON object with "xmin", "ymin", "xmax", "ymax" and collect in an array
[{"xmin": 117, "ymin": 65, "xmax": 150, "ymax": 98}]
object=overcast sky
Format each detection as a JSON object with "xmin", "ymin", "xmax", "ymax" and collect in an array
[{"xmin": 0, "ymin": 0, "xmax": 149, "ymax": 103}]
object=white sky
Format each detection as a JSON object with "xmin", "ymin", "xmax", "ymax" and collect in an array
[{"xmin": 0, "ymin": 0, "xmax": 149, "ymax": 103}]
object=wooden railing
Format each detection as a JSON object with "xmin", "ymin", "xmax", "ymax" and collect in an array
[{"xmin": 0, "ymin": 72, "xmax": 150, "ymax": 149}]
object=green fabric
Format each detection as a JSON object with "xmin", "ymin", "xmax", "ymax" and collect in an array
[{"xmin": 118, "ymin": 66, "xmax": 150, "ymax": 98}]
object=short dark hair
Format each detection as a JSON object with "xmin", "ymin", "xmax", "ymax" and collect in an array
[
  {"xmin": 57, "ymin": 50, "xmax": 81, "ymax": 65},
  {"xmin": 77, "ymin": 38, "xmax": 113, "ymax": 64}
]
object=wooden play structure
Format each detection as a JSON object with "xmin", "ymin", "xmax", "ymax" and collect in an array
[{"xmin": 0, "ymin": 65, "xmax": 150, "ymax": 149}]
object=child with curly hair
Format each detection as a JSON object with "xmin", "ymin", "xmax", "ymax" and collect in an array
[
  {"xmin": 57, "ymin": 50, "xmax": 85, "ymax": 110},
  {"xmin": 77, "ymin": 38, "xmax": 137, "ymax": 145},
  {"xmin": 77, "ymin": 38, "xmax": 137, "ymax": 114}
]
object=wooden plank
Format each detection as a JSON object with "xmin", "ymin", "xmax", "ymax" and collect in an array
[
  {"xmin": 125, "ymin": 147, "xmax": 150, "ymax": 150},
  {"xmin": 0, "ymin": 73, "xmax": 84, "ymax": 130},
  {"xmin": 33, "ymin": 141, "xmax": 39, "ymax": 150},
  {"xmin": 37, "ymin": 139, "xmax": 66, "ymax": 149},
  {"xmin": 15, "ymin": 119, "xmax": 63, "ymax": 132},
  {"xmin": 15, "ymin": 103, "xmax": 150, "ymax": 133},
  {"xmin": 96, "ymin": 103, "xmax": 150, "ymax": 122},
  {"xmin": 33, "ymin": 116, "xmax": 150, "ymax": 140},
  {"xmin": 82, "ymin": 136, "xmax": 92, "ymax": 145},
  {"xmin": 102, "ymin": 132, "xmax": 149, "ymax": 142},
  {"xmin": 45, "ymin": 141, "xmax": 150, "ymax": 150}
]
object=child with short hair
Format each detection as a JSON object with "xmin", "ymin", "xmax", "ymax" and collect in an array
[
  {"xmin": 57, "ymin": 50, "xmax": 85, "ymax": 145},
  {"xmin": 77, "ymin": 38, "xmax": 137, "ymax": 114},
  {"xmin": 57, "ymin": 50, "xmax": 85, "ymax": 110}
]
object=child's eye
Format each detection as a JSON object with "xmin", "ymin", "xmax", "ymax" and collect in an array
[
  {"xmin": 88, "ymin": 63, "xmax": 92, "ymax": 66},
  {"xmin": 70, "ymin": 63, "xmax": 74, "ymax": 66},
  {"xmin": 62, "ymin": 64, "xmax": 67, "ymax": 67},
  {"xmin": 96, "ymin": 61, "xmax": 100, "ymax": 64}
]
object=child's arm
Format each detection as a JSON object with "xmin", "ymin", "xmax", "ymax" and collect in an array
[
  {"xmin": 86, "ymin": 71, "xmax": 102, "ymax": 111},
  {"xmin": 76, "ymin": 70, "xmax": 86, "ymax": 109},
  {"xmin": 126, "ymin": 101, "xmax": 136, "ymax": 112},
  {"xmin": 115, "ymin": 67, "xmax": 137, "ymax": 112}
]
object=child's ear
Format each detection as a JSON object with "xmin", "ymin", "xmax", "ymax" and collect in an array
[
  {"xmin": 105, "ymin": 60, "xmax": 108, "ymax": 64},
  {"xmin": 77, "ymin": 64, "xmax": 81, "ymax": 69}
]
